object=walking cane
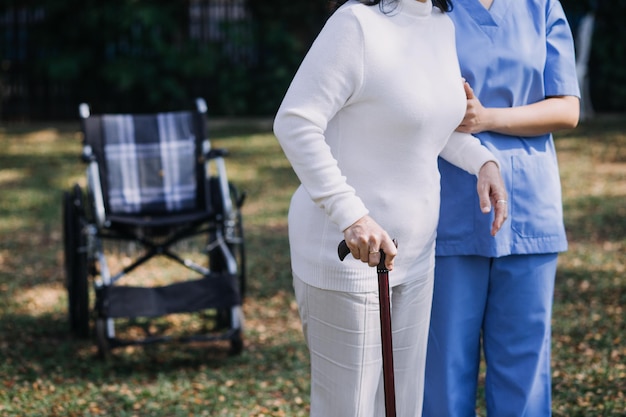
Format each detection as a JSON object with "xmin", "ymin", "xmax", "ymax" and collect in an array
[{"xmin": 338, "ymin": 239, "xmax": 397, "ymax": 417}]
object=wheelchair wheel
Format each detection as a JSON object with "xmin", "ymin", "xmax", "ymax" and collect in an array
[
  {"xmin": 227, "ymin": 207, "xmax": 246, "ymax": 297},
  {"xmin": 216, "ymin": 307, "xmax": 244, "ymax": 356},
  {"xmin": 209, "ymin": 180, "xmax": 246, "ymax": 295},
  {"xmin": 229, "ymin": 329, "xmax": 244, "ymax": 356},
  {"xmin": 63, "ymin": 185, "xmax": 90, "ymax": 338},
  {"xmin": 95, "ymin": 318, "xmax": 111, "ymax": 360}
]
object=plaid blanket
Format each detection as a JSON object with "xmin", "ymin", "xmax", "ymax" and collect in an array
[{"xmin": 102, "ymin": 112, "xmax": 197, "ymax": 214}]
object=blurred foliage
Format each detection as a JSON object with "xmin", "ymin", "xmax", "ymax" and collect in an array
[
  {"xmin": 32, "ymin": 0, "xmax": 217, "ymax": 114},
  {"xmin": 2, "ymin": 0, "xmax": 625, "ymax": 120},
  {"xmin": 562, "ymin": 0, "xmax": 626, "ymax": 112},
  {"xmin": 246, "ymin": 1, "xmax": 328, "ymax": 116},
  {"xmin": 0, "ymin": 0, "xmax": 329, "ymax": 119}
]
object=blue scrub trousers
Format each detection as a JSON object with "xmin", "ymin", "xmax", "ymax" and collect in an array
[{"xmin": 423, "ymin": 254, "xmax": 557, "ymax": 417}]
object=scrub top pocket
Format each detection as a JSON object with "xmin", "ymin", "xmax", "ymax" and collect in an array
[{"xmin": 510, "ymin": 154, "xmax": 565, "ymax": 239}]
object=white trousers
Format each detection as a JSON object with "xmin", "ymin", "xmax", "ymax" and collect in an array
[{"xmin": 294, "ymin": 272, "xmax": 433, "ymax": 417}]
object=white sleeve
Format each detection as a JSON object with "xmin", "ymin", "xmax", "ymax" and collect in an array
[
  {"xmin": 272, "ymin": 9, "xmax": 368, "ymax": 231},
  {"xmin": 439, "ymin": 131, "xmax": 500, "ymax": 176}
]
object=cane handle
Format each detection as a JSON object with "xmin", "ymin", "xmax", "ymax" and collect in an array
[{"xmin": 337, "ymin": 239, "xmax": 398, "ymax": 266}]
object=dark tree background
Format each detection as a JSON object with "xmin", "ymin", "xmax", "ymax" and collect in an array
[
  {"xmin": 0, "ymin": 0, "xmax": 329, "ymax": 120},
  {"xmin": 562, "ymin": 0, "xmax": 626, "ymax": 112},
  {"xmin": 0, "ymin": 0, "xmax": 623, "ymax": 121}
]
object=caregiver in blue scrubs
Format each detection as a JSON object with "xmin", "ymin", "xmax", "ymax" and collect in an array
[{"xmin": 423, "ymin": 0, "xmax": 580, "ymax": 416}]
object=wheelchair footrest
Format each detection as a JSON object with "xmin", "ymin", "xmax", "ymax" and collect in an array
[{"xmin": 96, "ymin": 273, "xmax": 241, "ymax": 319}]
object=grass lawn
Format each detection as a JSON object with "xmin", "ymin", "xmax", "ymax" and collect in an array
[{"xmin": 0, "ymin": 116, "xmax": 624, "ymax": 416}]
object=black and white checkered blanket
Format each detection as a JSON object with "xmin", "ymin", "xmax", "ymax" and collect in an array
[{"xmin": 102, "ymin": 111, "xmax": 197, "ymax": 214}]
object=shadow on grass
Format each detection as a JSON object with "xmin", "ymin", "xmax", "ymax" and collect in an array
[
  {"xmin": 0, "ymin": 310, "xmax": 306, "ymax": 382},
  {"xmin": 557, "ymin": 116, "xmax": 626, "ymax": 166},
  {"xmin": 0, "ymin": 307, "xmax": 311, "ymax": 415},
  {"xmin": 564, "ymin": 194, "xmax": 626, "ymax": 242},
  {"xmin": 552, "ymin": 267, "xmax": 626, "ymax": 416}
]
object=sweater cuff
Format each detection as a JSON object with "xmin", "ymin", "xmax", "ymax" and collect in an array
[{"xmin": 440, "ymin": 131, "xmax": 499, "ymax": 176}]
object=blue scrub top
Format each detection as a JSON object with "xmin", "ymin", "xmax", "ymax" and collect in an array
[{"xmin": 436, "ymin": 0, "xmax": 580, "ymax": 257}]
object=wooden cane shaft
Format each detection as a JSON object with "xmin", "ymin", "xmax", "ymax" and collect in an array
[{"xmin": 378, "ymin": 270, "xmax": 396, "ymax": 417}]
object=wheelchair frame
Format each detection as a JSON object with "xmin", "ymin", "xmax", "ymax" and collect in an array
[{"xmin": 62, "ymin": 98, "xmax": 246, "ymax": 359}]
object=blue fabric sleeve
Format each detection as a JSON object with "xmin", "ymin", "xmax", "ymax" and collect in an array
[{"xmin": 545, "ymin": 0, "xmax": 581, "ymax": 98}]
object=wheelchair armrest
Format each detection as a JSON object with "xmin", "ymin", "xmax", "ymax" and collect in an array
[
  {"xmin": 87, "ymin": 160, "xmax": 107, "ymax": 228},
  {"xmin": 82, "ymin": 145, "xmax": 97, "ymax": 163},
  {"xmin": 204, "ymin": 148, "xmax": 229, "ymax": 160}
]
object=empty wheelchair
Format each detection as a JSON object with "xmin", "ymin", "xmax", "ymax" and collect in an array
[{"xmin": 62, "ymin": 98, "xmax": 246, "ymax": 358}]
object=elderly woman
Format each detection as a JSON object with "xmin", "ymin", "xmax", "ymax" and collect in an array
[{"xmin": 273, "ymin": 0, "xmax": 507, "ymax": 415}]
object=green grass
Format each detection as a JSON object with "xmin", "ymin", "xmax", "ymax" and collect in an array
[
  {"xmin": 550, "ymin": 117, "xmax": 626, "ymax": 417},
  {"xmin": 0, "ymin": 116, "xmax": 624, "ymax": 416}
]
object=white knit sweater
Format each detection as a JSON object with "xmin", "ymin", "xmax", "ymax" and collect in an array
[{"xmin": 273, "ymin": 0, "xmax": 497, "ymax": 292}]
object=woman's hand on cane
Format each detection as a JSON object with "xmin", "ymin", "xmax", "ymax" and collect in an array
[{"xmin": 343, "ymin": 215, "xmax": 397, "ymax": 270}]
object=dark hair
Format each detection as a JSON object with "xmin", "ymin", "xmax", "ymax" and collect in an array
[{"xmin": 329, "ymin": 0, "xmax": 452, "ymax": 14}]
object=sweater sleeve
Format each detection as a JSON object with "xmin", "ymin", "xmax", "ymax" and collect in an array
[
  {"xmin": 439, "ymin": 131, "xmax": 499, "ymax": 176},
  {"xmin": 272, "ymin": 8, "xmax": 369, "ymax": 231}
]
